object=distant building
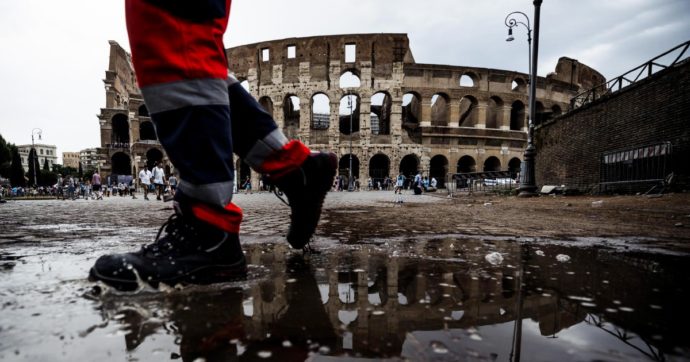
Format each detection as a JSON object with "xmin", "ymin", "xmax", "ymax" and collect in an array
[
  {"xmin": 80, "ymin": 148, "xmax": 100, "ymax": 171},
  {"xmin": 17, "ymin": 144, "xmax": 58, "ymax": 171},
  {"xmin": 62, "ymin": 152, "xmax": 80, "ymax": 169}
]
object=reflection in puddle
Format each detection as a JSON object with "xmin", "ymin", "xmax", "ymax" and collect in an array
[{"xmin": 87, "ymin": 238, "xmax": 690, "ymax": 361}]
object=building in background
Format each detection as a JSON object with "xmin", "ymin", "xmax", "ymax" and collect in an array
[
  {"xmin": 17, "ymin": 144, "xmax": 58, "ymax": 171},
  {"xmin": 62, "ymin": 152, "xmax": 80, "ymax": 169},
  {"xmin": 79, "ymin": 148, "xmax": 100, "ymax": 171}
]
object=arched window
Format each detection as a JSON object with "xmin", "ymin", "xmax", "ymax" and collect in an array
[
  {"xmin": 258, "ymin": 96, "xmax": 274, "ymax": 116},
  {"xmin": 311, "ymin": 94, "xmax": 330, "ymax": 130},
  {"xmin": 486, "ymin": 96, "xmax": 504, "ymax": 129},
  {"xmin": 140, "ymin": 121, "xmax": 156, "ymax": 141},
  {"xmin": 431, "ymin": 93, "xmax": 450, "ymax": 126},
  {"xmin": 111, "ymin": 114, "xmax": 130, "ymax": 146},
  {"xmin": 510, "ymin": 101, "xmax": 526, "ymax": 131},
  {"xmin": 459, "ymin": 96, "xmax": 478, "ymax": 127},
  {"xmin": 460, "ymin": 73, "xmax": 477, "ymax": 87},
  {"xmin": 369, "ymin": 154, "xmax": 390, "ymax": 183},
  {"xmin": 370, "ymin": 92, "xmax": 391, "ymax": 135},
  {"xmin": 283, "ymin": 96, "xmax": 301, "ymax": 140},
  {"xmin": 339, "ymin": 94, "xmax": 360, "ymax": 135},
  {"xmin": 138, "ymin": 105, "xmax": 149, "ymax": 117},
  {"xmin": 339, "ymin": 70, "xmax": 361, "ymax": 88}
]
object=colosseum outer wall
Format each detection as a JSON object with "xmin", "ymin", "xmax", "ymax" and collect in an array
[{"xmin": 98, "ymin": 34, "xmax": 601, "ymax": 189}]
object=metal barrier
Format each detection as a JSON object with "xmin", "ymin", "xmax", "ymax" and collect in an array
[
  {"xmin": 597, "ymin": 142, "xmax": 672, "ymax": 194},
  {"xmin": 446, "ymin": 171, "xmax": 518, "ymax": 197},
  {"xmin": 570, "ymin": 40, "xmax": 690, "ymax": 111}
]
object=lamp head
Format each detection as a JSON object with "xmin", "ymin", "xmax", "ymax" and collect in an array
[{"xmin": 506, "ymin": 27, "xmax": 515, "ymax": 42}]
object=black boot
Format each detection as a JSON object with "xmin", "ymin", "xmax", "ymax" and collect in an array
[
  {"xmin": 274, "ymin": 152, "xmax": 337, "ymax": 249},
  {"xmin": 89, "ymin": 213, "xmax": 246, "ymax": 291}
]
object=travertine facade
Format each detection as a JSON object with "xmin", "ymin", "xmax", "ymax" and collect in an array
[{"xmin": 98, "ymin": 34, "xmax": 603, "ymax": 187}]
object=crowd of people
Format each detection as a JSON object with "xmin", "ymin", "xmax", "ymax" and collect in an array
[{"xmin": 1, "ymin": 166, "xmax": 439, "ymax": 202}]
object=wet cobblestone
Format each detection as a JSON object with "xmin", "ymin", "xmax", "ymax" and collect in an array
[{"xmin": 1, "ymin": 191, "xmax": 689, "ymax": 361}]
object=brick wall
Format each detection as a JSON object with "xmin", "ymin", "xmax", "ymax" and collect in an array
[{"xmin": 534, "ymin": 59, "xmax": 690, "ymax": 192}]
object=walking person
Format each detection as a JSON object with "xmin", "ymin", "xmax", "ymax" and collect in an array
[
  {"xmin": 394, "ymin": 173, "xmax": 405, "ymax": 194},
  {"xmin": 138, "ymin": 167, "xmax": 151, "ymax": 200},
  {"xmin": 92, "ymin": 171, "xmax": 103, "ymax": 200},
  {"xmin": 152, "ymin": 162, "xmax": 166, "ymax": 200},
  {"xmin": 89, "ymin": 0, "xmax": 337, "ymax": 291},
  {"xmin": 168, "ymin": 173, "xmax": 177, "ymax": 197},
  {"xmin": 242, "ymin": 176, "xmax": 252, "ymax": 195}
]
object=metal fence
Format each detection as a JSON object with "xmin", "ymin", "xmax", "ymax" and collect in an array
[
  {"xmin": 446, "ymin": 171, "xmax": 518, "ymax": 197},
  {"xmin": 570, "ymin": 40, "xmax": 690, "ymax": 111},
  {"xmin": 597, "ymin": 142, "xmax": 672, "ymax": 194}
]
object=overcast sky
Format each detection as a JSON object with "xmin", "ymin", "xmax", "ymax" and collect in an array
[{"xmin": 1, "ymin": 0, "xmax": 688, "ymax": 163}]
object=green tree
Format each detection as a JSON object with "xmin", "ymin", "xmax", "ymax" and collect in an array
[
  {"xmin": 78, "ymin": 162, "xmax": 83, "ymax": 177},
  {"xmin": 9, "ymin": 146, "xmax": 25, "ymax": 187},
  {"xmin": 43, "ymin": 158, "xmax": 50, "ymax": 172},
  {"xmin": 0, "ymin": 134, "xmax": 11, "ymax": 178}
]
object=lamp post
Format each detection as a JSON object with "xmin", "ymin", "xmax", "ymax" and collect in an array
[
  {"xmin": 348, "ymin": 94, "xmax": 354, "ymax": 192},
  {"xmin": 31, "ymin": 128, "xmax": 43, "ymax": 187},
  {"xmin": 505, "ymin": 0, "xmax": 542, "ymax": 197}
]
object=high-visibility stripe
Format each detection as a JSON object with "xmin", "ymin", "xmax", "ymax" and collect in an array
[
  {"xmin": 244, "ymin": 128, "xmax": 289, "ymax": 170},
  {"xmin": 141, "ymin": 78, "xmax": 229, "ymax": 114},
  {"xmin": 191, "ymin": 202, "xmax": 242, "ymax": 234},
  {"xmin": 227, "ymin": 74, "xmax": 240, "ymax": 86},
  {"xmin": 177, "ymin": 179, "xmax": 234, "ymax": 209},
  {"xmin": 261, "ymin": 141, "xmax": 311, "ymax": 180}
]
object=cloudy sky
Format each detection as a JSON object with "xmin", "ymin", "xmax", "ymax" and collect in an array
[{"xmin": 0, "ymin": 0, "xmax": 688, "ymax": 162}]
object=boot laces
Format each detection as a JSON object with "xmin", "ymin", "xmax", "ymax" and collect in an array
[{"xmin": 143, "ymin": 214, "xmax": 196, "ymax": 256}]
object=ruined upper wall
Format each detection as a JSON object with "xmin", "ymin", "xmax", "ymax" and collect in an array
[
  {"xmin": 547, "ymin": 57, "xmax": 606, "ymax": 91},
  {"xmin": 104, "ymin": 41, "xmax": 138, "ymax": 109},
  {"xmin": 226, "ymin": 33, "xmax": 413, "ymax": 82}
]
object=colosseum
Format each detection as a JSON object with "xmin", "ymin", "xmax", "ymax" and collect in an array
[{"xmin": 97, "ymin": 33, "xmax": 604, "ymax": 188}]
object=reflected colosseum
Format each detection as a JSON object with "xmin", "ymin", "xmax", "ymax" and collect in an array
[{"xmin": 97, "ymin": 34, "xmax": 604, "ymax": 187}]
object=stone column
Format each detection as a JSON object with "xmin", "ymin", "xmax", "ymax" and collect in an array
[
  {"xmin": 475, "ymin": 103, "xmax": 488, "ymax": 129},
  {"xmin": 501, "ymin": 105, "xmax": 512, "ymax": 130},
  {"xmin": 449, "ymin": 98, "xmax": 461, "ymax": 127},
  {"xmin": 420, "ymin": 96, "xmax": 432, "ymax": 127}
]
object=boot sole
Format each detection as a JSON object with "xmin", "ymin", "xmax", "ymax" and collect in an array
[
  {"xmin": 89, "ymin": 260, "xmax": 248, "ymax": 292},
  {"xmin": 286, "ymin": 152, "xmax": 337, "ymax": 248}
]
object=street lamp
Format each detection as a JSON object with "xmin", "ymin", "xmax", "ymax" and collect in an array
[
  {"xmin": 505, "ymin": 0, "xmax": 542, "ymax": 197},
  {"xmin": 31, "ymin": 128, "xmax": 42, "ymax": 187},
  {"xmin": 348, "ymin": 94, "xmax": 354, "ymax": 191}
]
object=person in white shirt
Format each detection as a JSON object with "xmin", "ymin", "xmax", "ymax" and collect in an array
[
  {"xmin": 152, "ymin": 162, "xmax": 166, "ymax": 200},
  {"xmin": 139, "ymin": 167, "xmax": 152, "ymax": 200}
]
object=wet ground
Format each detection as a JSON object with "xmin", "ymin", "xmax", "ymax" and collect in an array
[{"xmin": 1, "ymin": 191, "xmax": 689, "ymax": 361}]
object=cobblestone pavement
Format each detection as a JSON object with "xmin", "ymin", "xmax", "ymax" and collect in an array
[{"xmin": 1, "ymin": 191, "xmax": 689, "ymax": 361}]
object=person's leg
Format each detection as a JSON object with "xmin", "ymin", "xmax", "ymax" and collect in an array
[
  {"xmin": 226, "ymin": 79, "xmax": 336, "ymax": 249},
  {"xmin": 90, "ymin": 0, "xmax": 245, "ymax": 291}
]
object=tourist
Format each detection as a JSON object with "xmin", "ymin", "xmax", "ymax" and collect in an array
[
  {"xmin": 138, "ymin": 167, "xmax": 151, "ymax": 200},
  {"xmin": 89, "ymin": 0, "xmax": 337, "ymax": 291},
  {"xmin": 92, "ymin": 171, "xmax": 102, "ymax": 200},
  {"xmin": 243, "ymin": 176, "xmax": 252, "ymax": 195},
  {"xmin": 168, "ymin": 173, "xmax": 177, "ymax": 197},
  {"xmin": 394, "ymin": 173, "xmax": 405, "ymax": 194},
  {"xmin": 152, "ymin": 162, "xmax": 165, "ymax": 200}
]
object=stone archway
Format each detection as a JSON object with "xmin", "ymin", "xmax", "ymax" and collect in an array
[
  {"xmin": 399, "ymin": 154, "xmax": 419, "ymax": 179},
  {"xmin": 146, "ymin": 148, "xmax": 163, "ymax": 170},
  {"xmin": 430, "ymin": 155, "xmax": 449, "ymax": 188},
  {"xmin": 368, "ymin": 153, "xmax": 390, "ymax": 184},
  {"xmin": 338, "ymin": 154, "xmax": 360, "ymax": 181},
  {"xmin": 111, "ymin": 152, "xmax": 131, "ymax": 175},
  {"xmin": 483, "ymin": 156, "xmax": 501, "ymax": 172}
]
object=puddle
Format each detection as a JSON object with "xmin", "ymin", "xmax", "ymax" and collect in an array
[{"xmin": 0, "ymin": 238, "xmax": 689, "ymax": 361}]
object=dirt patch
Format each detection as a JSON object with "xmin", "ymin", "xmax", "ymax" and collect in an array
[{"xmin": 321, "ymin": 193, "xmax": 690, "ymax": 252}]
